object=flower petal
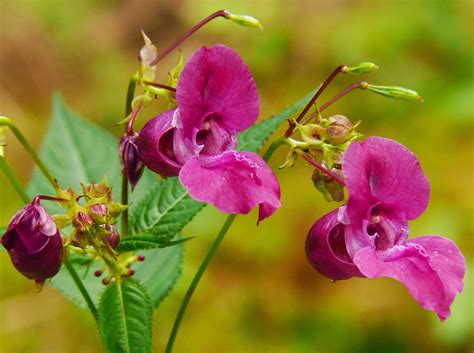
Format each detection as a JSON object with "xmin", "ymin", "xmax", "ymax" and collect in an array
[
  {"xmin": 179, "ymin": 151, "xmax": 280, "ymax": 221},
  {"xmin": 137, "ymin": 109, "xmax": 182, "ymax": 177},
  {"xmin": 353, "ymin": 237, "xmax": 464, "ymax": 321},
  {"xmin": 176, "ymin": 45, "xmax": 259, "ymax": 137},
  {"xmin": 343, "ymin": 137, "xmax": 430, "ymax": 222},
  {"xmin": 306, "ymin": 209, "xmax": 363, "ymax": 280},
  {"xmin": 410, "ymin": 235, "xmax": 465, "ymax": 303}
]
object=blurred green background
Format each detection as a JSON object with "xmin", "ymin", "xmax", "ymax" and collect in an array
[{"xmin": 0, "ymin": 0, "xmax": 472, "ymax": 352}]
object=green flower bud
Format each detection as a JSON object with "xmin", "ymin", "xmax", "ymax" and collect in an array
[
  {"xmin": 312, "ymin": 168, "xmax": 345, "ymax": 202},
  {"xmin": 366, "ymin": 84, "xmax": 423, "ymax": 101},
  {"xmin": 297, "ymin": 123, "xmax": 324, "ymax": 144},
  {"xmin": 224, "ymin": 12, "xmax": 263, "ymax": 30},
  {"xmin": 325, "ymin": 115, "xmax": 353, "ymax": 145},
  {"xmin": 343, "ymin": 62, "xmax": 379, "ymax": 74}
]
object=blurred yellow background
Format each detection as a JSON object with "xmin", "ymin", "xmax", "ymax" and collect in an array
[{"xmin": 0, "ymin": 0, "xmax": 472, "ymax": 352}]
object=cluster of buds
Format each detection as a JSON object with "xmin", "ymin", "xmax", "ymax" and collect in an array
[{"xmin": 280, "ymin": 114, "xmax": 360, "ymax": 201}]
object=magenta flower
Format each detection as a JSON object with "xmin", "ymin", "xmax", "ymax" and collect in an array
[
  {"xmin": 306, "ymin": 137, "xmax": 465, "ymax": 320},
  {"xmin": 138, "ymin": 45, "xmax": 280, "ymax": 222},
  {"xmin": 2, "ymin": 199, "xmax": 64, "ymax": 284}
]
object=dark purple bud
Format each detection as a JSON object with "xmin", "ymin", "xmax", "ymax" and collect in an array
[
  {"xmin": 119, "ymin": 132, "xmax": 145, "ymax": 191},
  {"xmin": 102, "ymin": 278, "xmax": 110, "ymax": 285},
  {"xmin": 72, "ymin": 212, "xmax": 93, "ymax": 232},
  {"xmin": 94, "ymin": 270, "xmax": 103, "ymax": 277},
  {"xmin": 128, "ymin": 268, "xmax": 135, "ymax": 276},
  {"xmin": 90, "ymin": 203, "xmax": 108, "ymax": 224},
  {"xmin": 104, "ymin": 225, "xmax": 120, "ymax": 249},
  {"xmin": 326, "ymin": 115, "xmax": 353, "ymax": 144},
  {"xmin": 137, "ymin": 111, "xmax": 183, "ymax": 177},
  {"xmin": 137, "ymin": 255, "xmax": 145, "ymax": 262},
  {"xmin": 1, "ymin": 201, "xmax": 63, "ymax": 283}
]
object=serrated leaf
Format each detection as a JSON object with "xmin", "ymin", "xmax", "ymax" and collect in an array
[
  {"xmin": 118, "ymin": 233, "xmax": 194, "ymax": 252},
  {"xmin": 237, "ymin": 90, "xmax": 315, "ymax": 153},
  {"xmin": 98, "ymin": 279, "xmax": 153, "ymax": 353},
  {"xmin": 28, "ymin": 95, "xmax": 182, "ymax": 308},
  {"xmin": 125, "ymin": 178, "xmax": 205, "ymax": 249}
]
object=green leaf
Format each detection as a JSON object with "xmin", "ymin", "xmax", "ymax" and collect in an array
[
  {"xmin": 120, "ymin": 178, "xmax": 205, "ymax": 251},
  {"xmin": 237, "ymin": 90, "xmax": 315, "ymax": 153},
  {"xmin": 98, "ymin": 279, "xmax": 153, "ymax": 353},
  {"xmin": 118, "ymin": 233, "xmax": 194, "ymax": 252},
  {"xmin": 28, "ymin": 95, "xmax": 182, "ymax": 308}
]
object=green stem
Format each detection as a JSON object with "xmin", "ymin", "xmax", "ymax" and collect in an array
[
  {"xmin": 0, "ymin": 156, "xmax": 30, "ymax": 203},
  {"xmin": 165, "ymin": 143, "xmax": 280, "ymax": 353},
  {"xmin": 64, "ymin": 259, "xmax": 98, "ymax": 321},
  {"xmin": 165, "ymin": 213, "xmax": 237, "ymax": 353},
  {"xmin": 0, "ymin": 116, "xmax": 57, "ymax": 190},
  {"xmin": 262, "ymin": 137, "xmax": 287, "ymax": 162},
  {"xmin": 121, "ymin": 74, "xmax": 138, "ymax": 237}
]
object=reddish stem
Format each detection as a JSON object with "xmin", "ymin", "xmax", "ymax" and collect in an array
[
  {"xmin": 32, "ymin": 195, "xmax": 67, "ymax": 205},
  {"xmin": 285, "ymin": 65, "xmax": 347, "ymax": 137},
  {"xmin": 127, "ymin": 104, "xmax": 144, "ymax": 135},
  {"xmin": 301, "ymin": 81, "xmax": 368, "ymax": 125},
  {"xmin": 143, "ymin": 81, "xmax": 176, "ymax": 92},
  {"xmin": 300, "ymin": 153, "xmax": 345, "ymax": 185},
  {"xmin": 149, "ymin": 10, "xmax": 230, "ymax": 67}
]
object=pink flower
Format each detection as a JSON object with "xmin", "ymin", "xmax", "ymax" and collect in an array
[
  {"xmin": 138, "ymin": 45, "xmax": 280, "ymax": 222},
  {"xmin": 306, "ymin": 137, "xmax": 465, "ymax": 321}
]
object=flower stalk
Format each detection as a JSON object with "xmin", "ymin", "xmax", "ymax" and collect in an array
[{"xmin": 0, "ymin": 116, "xmax": 58, "ymax": 190}]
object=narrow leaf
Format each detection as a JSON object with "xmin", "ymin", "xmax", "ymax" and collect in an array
[
  {"xmin": 118, "ymin": 233, "xmax": 194, "ymax": 252},
  {"xmin": 98, "ymin": 279, "xmax": 153, "ymax": 353}
]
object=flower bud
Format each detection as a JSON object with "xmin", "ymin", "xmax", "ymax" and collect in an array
[
  {"xmin": 312, "ymin": 168, "xmax": 345, "ymax": 202},
  {"xmin": 85, "ymin": 182, "xmax": 112, "ymax": 201},
  {"xmin": 366, "ymin": 84, "xmax": 423, "ymax": 101},
  {"xmin": 325, "ymin": 115, "xmax": 353, "ymax": 145},
  {"xmin": 343, "ymin": 62, "xmax": 379, "ymax": 74},
  {"xmin": 104, "ymin": 225, "xmax": 120, "ymax": 250},
  {"xmin": 119, "ymin": 132, "xmax": 145, "ymax": 191},
  {"xmin": 1, "ymin": 201, "xmax": 63, "ymax": 283},
  {"xmin": 72, "ymin": 212, "xmax": 93, "ymax": 232},
  {"xmin": 71, "ymin": 230, "xmax": 88, "ymax": 248},
  {"xmin": 224, "ymin": 11, "xmax": 263, "ymax": 30},
  {"xmin": 90, "ymin": 203, "xmax": 109, "ymax": 224}
]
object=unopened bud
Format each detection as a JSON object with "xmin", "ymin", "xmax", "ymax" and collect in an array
[
  {"xmin": 85, "ymin": 182, "xmax": 112, "ymax": 201},
  {"xmin": 224, "ymin": 11, "xmax": 263, "ymax": 30},
  {"xmin": 128, "ymin": 268, "xmax": 135, "ymax": 276},
  {"xmin": 102, "ymin": 278, "xmax": 110, "ymax": 285},
  {"xmin": 137, "ymin": 255, "xmax": 145, "ymax": 262},
  {"xmin": 325, "ymin": 115, "xmax": 353, "ymax": 145},
  {"xmin": 71, "ymin": 231, "xmax": 88, "ymax": 248},
  {"xmin": 72, "ymin": 212, "xmax": 93, "ymax": 232},
  {"xmin": 312, "ymin": 168, "xmax": 345, "ymax": 202},
  {"xmin": 343, "ymin": 62, "xmax": 379, "ymax": 74},
  {"xmin": 119, "ymin": 132, "xmax": 145, "ymax": 191},
  {"xmin": 297, "ymin": 123, "xmax": 324, "ymax": 144},
  {"xmin": 90, "ymin": 203, "xmax": 109, "ymax": 224},
  {"xmin": 104, "ymin": 225, "xmax": 120, "ymax": 250},
  {"xmin": 366, "ymin": 84, "xmax": 423, "ymax": 101},
  {"xmin": 94, "ymin": 270, "xmax": 103, "ymax": 277}
]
